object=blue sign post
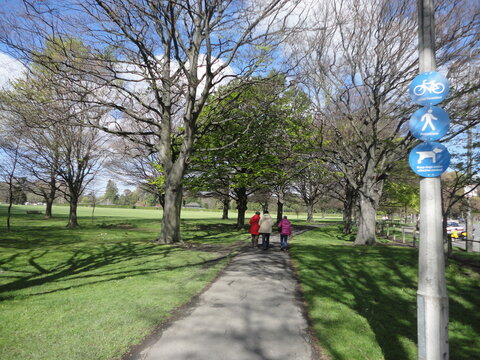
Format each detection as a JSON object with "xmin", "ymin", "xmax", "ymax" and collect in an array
[
  {"xmin": 409, "ymin": 106, "xmax": 450, "ymax": 141},
  {"xmin": 409, "ymin": 142, "xmax": 451, "ymax": 178},
  {"xmin": 409, "ymin": 72, "xmax": 449, "ymax": 106},
  {"xmin": 415, "ymin": 5, "xmax": 449, "ymax": 358},
  {"xmin": 409, "ymin": 71, "xmax": 450, "ymax": 178}
]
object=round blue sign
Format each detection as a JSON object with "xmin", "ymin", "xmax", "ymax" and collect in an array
[
  {"xmin": 409, "ymin": 72, "xmax": 449, "ymax": 105},
  {"xmin": 409, "ymin": 142, "xmax": 450, "ymax": 177},
  {"xmin": 409, "ymin": 106, "xmax": 450, "ymax": 141}
]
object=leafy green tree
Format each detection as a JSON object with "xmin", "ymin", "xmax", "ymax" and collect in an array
[
  {"xmin": 381, "ymin": 160, "xmax": 420, "ymax": 219},
  {"xmin": 1, "ymin": 0, "xmax": 300, "ymax": 242},
  {"xmin": 103, "ymin": 180, "xmax": 119, "ymax": 205},
  {"xmin": 117, "ymin": 189, "xmax": 138, "ymax": 206},
  {"xmin": 189, "ymin": 74, "xmax": 312, "ymax": 228}
]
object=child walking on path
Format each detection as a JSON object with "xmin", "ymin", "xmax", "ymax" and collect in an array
[{"xmin": 277, "ymin": 216, "xmax": 292, "ymax": 251}]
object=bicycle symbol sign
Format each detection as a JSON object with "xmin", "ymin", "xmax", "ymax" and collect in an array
[{"xmin": 409, "ymin": 72, "xmax": 449, "ymax": 105}]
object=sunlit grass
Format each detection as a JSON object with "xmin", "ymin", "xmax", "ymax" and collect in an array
[
  {"xmin": 0, "ymin": 205, "xmax": 248, "ymax": 360},
  {"xmin": 290, "ymin": 225, "xmax": 480, "ymax": 360}
]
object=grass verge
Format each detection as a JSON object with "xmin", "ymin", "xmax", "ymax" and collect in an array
[
  {"xmin": 0, "ymin": 205, "xmax": 248, "ymax": 360},
  {"xmin": 290, "ymin": 225, "xmax": 480, "ymax": 360}
]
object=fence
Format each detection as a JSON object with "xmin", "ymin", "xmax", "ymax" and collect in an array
[
  {"xmin": 376, "ymin": 220, "xmax": 480, "ymax": 252},
  {"xmin": 376, "ymin": 221, "xmax": 418, "ymax": 245}
]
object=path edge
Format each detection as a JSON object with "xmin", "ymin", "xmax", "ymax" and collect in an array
[{"xmin": 120, "ymin": 246, "xmax": 244, "ymax": 360}]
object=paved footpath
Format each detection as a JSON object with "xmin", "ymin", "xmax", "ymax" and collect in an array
[{"xmin": 133, "ymin": 234, "xmax": 318, "ymax": 360}]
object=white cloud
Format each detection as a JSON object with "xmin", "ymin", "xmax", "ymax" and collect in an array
[{"xmin": 0, "ymin": 52, "xmax": 25, "ymax": 89}]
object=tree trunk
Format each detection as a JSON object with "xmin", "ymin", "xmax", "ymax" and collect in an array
[
  {"xmin": 45, "ymin": 198, "xmax": 54, "ymax": 218},
  {"xmin": 44, "ymin": 172, "xmax": 57, "ymax": 218},
  {"xmin": 343, "ymin": 184, "xmax": 355, "ymax": 234},
  {"xmin": 276, "ymin": 193, "xmax": 284, "ymax": 224},
  {"xmin": 5, "ymin": 146, "xmax": 19, "ymax": 232},
  {"xmin": 306, "ymin": 201, "xmax": 314, "ymax": 222},
  {"xmin": 235, "ymin": 187, "xmax": 248, "ymax": 230},
  {"xmin": 6, "ymin": 183, "xmax": 14, "ymax": 232},
  {"xmin": 222, "ymin": 196, "xmax": 229, "ymax": 220},
  {"xmin": 343, "ymin": 204, "xmax": 353, "ymax": 234},
  {"xmin": 158, "ymin": 178, "xmax": 183, "ymax": 244},
  {"xmin": 355, "ymin": 193, "xmax": 377, "ymax": 245},
  {"xmin": 158, "ymin": 193, "xmax": 165, "ymax": 209},
  {"xmin": 67, "ymin": 197, "xmax": 79, "ymax": 228}
]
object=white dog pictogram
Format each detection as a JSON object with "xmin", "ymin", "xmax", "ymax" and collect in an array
[{"xmin": 417, "ymin": 148, "xmax": 442, "ymax": 164}]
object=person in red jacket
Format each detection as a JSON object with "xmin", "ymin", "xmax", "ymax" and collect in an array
[
  {"xmin": 277, "ymin": 216, "xmax": 292, "ymax": 251},
  {"xmin": 249, "ymin": 211, "xmax": 261, "ymax": 248}
]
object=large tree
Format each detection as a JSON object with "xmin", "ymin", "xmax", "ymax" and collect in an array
[
  {"xmin": 0, "ymin": 97, "xmax": 62, "ymax": 218},
  {"xmin": 107, "ymin": 138, "xmax": 166, "ymax": 208},
  {"xmin": 189, "ymin": 74, "xmax": 311, "ymax": 228},
  {"xmin": 0, "ymin": 134, "xmax": 22, "ymax": 232},
  {"xmin": 0, "ymin": 39, "xmax": 108, "ymax": 227},
  {"xmin": 0, "ymin": 0, "xmax": 301, "ymax": 243},
  {"xmin": 103, "ymin": 180, "xmax": 119, "ymax": 205},
  {"xmin": 286, "ymin": 0, "xmax": 480, "ymax": 244},
  {"xmin": 291, "ymin": 158, "xmax": 335, "ymax": 222},
  {"xmin": 380, "ymin": 160, "xmax": 420, "ymax": 221},
  {"xmin": 189, "ymin": 76, "xmax": 285, "ymax": 229}
]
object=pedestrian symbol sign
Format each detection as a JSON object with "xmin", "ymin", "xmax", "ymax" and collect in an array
[
  {"xmin": 409, "ymin": 142, "xmax": 450, "ymax": 177},
  {"xmin": 409, "ymin": 106, "xmax": 450, "ymax": 141},
  {"xmin": 409, "ymin": 72, "xmax": 449, "ymax": 105}
]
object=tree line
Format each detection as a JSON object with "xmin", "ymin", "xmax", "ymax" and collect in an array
[{"xmin": 0, "ymin": 0, "xmax": 478, "ymax": 244}]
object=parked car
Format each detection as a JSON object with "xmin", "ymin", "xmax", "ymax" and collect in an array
[{"xmin": 446, "ymin": 221, "xmax": 466, "ymax": 239}]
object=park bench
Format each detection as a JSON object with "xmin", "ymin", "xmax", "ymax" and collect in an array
[{"xmin": 26, "ymin": 210, "xmax": 42, "ymax": 214}]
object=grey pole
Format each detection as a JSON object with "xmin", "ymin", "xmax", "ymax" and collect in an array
[
  {"xmin": 466, "ymin": 128, "xmax": 473, "ymax": 252},
  {"xmin": 416, "ymin": 0, "xmax": 449, "ymax": 359}
]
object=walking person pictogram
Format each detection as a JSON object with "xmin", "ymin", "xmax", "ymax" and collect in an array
[{"xmin": 421, "ymin": 108, "xmax": 438, "ymax": 131}]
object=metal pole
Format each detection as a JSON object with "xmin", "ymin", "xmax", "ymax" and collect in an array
[
  {"xmin": 416, "ymin": 1, "xmax": 449, "ymax": 359},
  {"xmin": 466, "ymin": 128, "xmax": 473, "ymax": 252}
]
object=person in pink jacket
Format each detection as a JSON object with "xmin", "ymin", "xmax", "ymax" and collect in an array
[{"xmin": 277, "ymin": 216, "xmax": 292, "ymax": 251}]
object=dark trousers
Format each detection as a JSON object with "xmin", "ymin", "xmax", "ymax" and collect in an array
[
  {"xmin": 261, "ymin": 233, "xmax": 270, "ymax": 249},
  {"xmin": 251, "ymin": 234, "xmax": 259, "ymax": 248}
]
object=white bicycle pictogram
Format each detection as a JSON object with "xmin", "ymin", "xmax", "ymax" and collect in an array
[{"xmin": 413, "ymin": 80, "xmax": 445, "ymax": 96}]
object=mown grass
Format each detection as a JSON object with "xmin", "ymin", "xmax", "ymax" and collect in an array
[
  {"xmin": 290, "ymin": 225, "xmax": 480, "ymax": 360},
  {"xmin": 0, "ymin": 205, "xmax": 248, "ymax": 360},
  {"xmin": 5, "ymin": 206, "xmax": 476, "ymax": 360}
]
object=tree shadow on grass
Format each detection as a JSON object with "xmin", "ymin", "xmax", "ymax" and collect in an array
[
  {"xmin": 0, "ymin": 217, "xmax": 250, "ymax": 302},
  {"xmin": 180, "ymin": 220, "xmax": 245, "ymax": 244},
  {"xmin": 0, "ymin": 218, "xmax": 162, "ymax": 250},
  {"xmin": 445, "ymin": 261, "xmax": 480, "ymax": 360},
  {"xmin": 0, "ymin": 241, "xmax": 230, "ymax": 301},
  {"xmin": 293, "ymin": 244, "xmax": 480, "ymax": 360}
]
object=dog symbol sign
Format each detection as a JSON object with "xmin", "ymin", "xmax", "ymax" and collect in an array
[
  {"xmin": 409, "ymin": 72, "xmax": 449, "ymax": 106},
  {"xmin": 409, "ymin": 142, "xmax": 450, "ymax": 177},
  {"xmin": 409, "ymin": 106, "xmax": 450, "ymax": 141}
]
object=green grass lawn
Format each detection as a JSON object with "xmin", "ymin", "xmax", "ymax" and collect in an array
[
  {"xmin": 4, "ymin": 206, "xmax": 477, "ymax": 360},
  {"xmin": 290, "ymin": 225, "xmax": 480, "ymax": 360},
  {"xmin": 0, "ymin": 205, "xmax": 248, "ymax": 360}
]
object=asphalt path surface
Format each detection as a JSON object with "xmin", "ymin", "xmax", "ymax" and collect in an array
[{"xmin": 129, "ymin": 234, "xmax": 318, "ymax": 360}]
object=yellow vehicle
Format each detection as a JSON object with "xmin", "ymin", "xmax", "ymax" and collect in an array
[
  {"xmin": 450, "ymin": 230, "xmax": 467, "ymax": 239},
  {"xmin": 447, "ymin": 221, "xmax": 467, "ymax": 240}
]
